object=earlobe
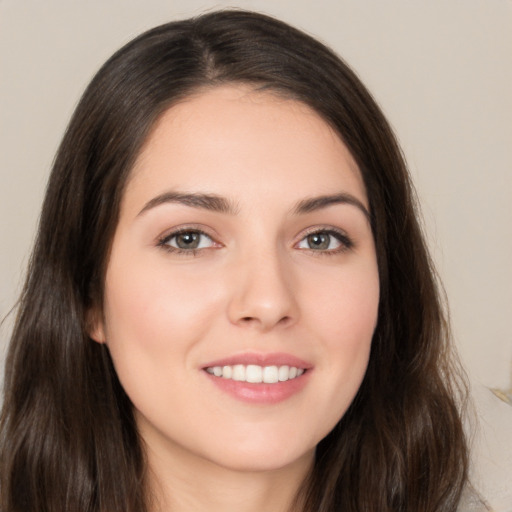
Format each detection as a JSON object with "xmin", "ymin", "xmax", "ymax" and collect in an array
[{"xmin": 86, "ymin": 308, "xmax": 106, "ymax": 344}]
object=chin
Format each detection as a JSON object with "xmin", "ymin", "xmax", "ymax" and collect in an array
[{"xmin": 200, "ymin": 434, "xmax": 317, "ymax": 474}]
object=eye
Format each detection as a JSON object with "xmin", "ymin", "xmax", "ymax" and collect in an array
[
  {"xmin": 158, "ymin": 229, "xmax": 216, "ymax": 253},
  {"xmin": 296, "ymin": 229, "xmax": 352, "ymax": 253}
]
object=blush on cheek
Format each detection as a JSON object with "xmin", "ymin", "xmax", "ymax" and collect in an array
[{"xmin": 321, "ymin": 293, "xmax": 378, "ymax": 346}]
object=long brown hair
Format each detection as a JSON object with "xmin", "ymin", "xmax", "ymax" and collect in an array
[{"xmin": 0, "ymin": 10, "xmax": 468, "ymax": 512}]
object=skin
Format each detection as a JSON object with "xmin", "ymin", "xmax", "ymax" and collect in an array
[{"xmin": 91, "ymin": 85, "xmax": 380, "ymax": 512}]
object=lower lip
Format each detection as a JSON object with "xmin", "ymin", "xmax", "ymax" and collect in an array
[{"xmin": 204, "ymin": 371, "xmax": 311, "ymax": 404}]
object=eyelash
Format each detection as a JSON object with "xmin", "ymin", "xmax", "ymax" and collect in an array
[
  {"xmin": 157, "ymin": 227, "xmax": 217, "ymax": 256},
  {"xmin": 297, "ymin": 227, "xmax": 354, "ymax": 255},
  {"xmin": 156, "ymin": 226, "xmax": 354, "ymax": 256}
]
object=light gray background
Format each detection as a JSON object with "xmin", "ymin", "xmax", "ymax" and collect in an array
[{"xmin": 1, "ymin": 0, "xmax": 511, "ymax": 392}]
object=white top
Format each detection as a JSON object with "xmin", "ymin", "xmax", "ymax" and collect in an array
[{"xmin": 461, "ymin": 384, "xmax": 512, "ymax": 512}]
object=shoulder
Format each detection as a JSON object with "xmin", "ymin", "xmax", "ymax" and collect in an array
[{"xmin": 463, "ymin": 384, "xmax": 512, "ymax": 512}]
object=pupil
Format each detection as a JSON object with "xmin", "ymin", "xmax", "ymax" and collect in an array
[
  {"xmin": 308, "ymin": 233, "xmax": 329, "ymax": 250},
  {"xmin": 177, "ymin": 232, "xmax": 199, "ymax": 249}
]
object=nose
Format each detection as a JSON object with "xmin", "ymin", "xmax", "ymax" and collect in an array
[{"xmin": 226, "ymin": 248, "xmax": 299, "ymax": 332}]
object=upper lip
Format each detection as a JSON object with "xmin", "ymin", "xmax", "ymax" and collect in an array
[{"xmin": 202, "ymin": 352, "xmax": 312, "ymax": 369}]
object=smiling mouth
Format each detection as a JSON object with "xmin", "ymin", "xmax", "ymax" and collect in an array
[{"xmin": 205, "ymin": 364, "xmax": 305, "ymax": 384}]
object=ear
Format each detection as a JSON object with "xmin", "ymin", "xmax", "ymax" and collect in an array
[{"xmin": 86, "ymin": 307, "xmax": 106, "ymax": 344}]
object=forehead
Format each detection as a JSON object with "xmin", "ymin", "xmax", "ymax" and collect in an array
[{"xmin": 125, "ymin": 85, "xmax": 367, "ymax": 213}]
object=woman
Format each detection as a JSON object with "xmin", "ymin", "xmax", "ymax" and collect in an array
[{"xmin": 0, "ymin": 10, "xmax": 469, "ymax": 512}]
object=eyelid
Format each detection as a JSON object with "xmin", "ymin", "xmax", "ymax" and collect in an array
[
  {"xmin": 155, "ymin": 224, "xmax": 353, "ymax": 256},
  {"xmin": 294, "ymin": 226, "xmax": 354, "ymax": 253},
  {"xmin": 156, "ymin": 224, "xmax": 222, "ymax": 254}
]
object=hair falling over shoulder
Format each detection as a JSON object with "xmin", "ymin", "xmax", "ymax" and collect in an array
[{"xmin": 0, "ymin": 9, "xmax": 469, "ymax": 512}]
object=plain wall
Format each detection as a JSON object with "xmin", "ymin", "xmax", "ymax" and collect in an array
[{"xmin": 1, "ymin": 0, "xmax": 511, "ymax": 391}]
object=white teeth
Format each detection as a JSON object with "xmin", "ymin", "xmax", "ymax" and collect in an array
[
  {"xmin": 232, "ymin": 364, "xmax": 245, "ymax": 381},
  {"xmin": 263, "ymin": 365, "xmax": 279, "ymax": 383},
  {"xmin": 278, "ymin": 365, "xmax": 289, "ymax": 382},
  {"xmin": 246, "ymin": 365, "xmax": 263, "ymax": 383},
  {"xmin": 206, "ymin": 364, "xmax": 305, "ymax": 383}
]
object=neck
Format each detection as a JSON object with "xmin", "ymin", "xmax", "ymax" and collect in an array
[{"xmin": 144, "ymin": 439, "xmax": 313, "ymax": 512}]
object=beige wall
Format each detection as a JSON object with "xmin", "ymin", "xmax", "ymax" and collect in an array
[{"xmin": 1, "ymin": 0, "xmax": 511, "ymax": 390}]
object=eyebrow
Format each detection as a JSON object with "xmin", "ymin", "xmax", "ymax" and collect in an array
[
  {"xmin": 137, "ymin": 192, "xmax": 239, "ymax": 216},
  {"xmin": 137, "ymin": 190, "xmax": 370, "ymax": 220},
  {"xmin": 293, "ymin": 193, "xmax": 370, "ymax": 220}
]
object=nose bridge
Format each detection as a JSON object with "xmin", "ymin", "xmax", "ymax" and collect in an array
[{"xmin": 227, "ymin": 240, "xmax": 298, "ymax": 330}]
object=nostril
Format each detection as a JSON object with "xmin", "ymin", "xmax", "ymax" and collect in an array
[
  {"xmin": 277, "ymin": 315, "xmax": 292, "ymax": 326},
  {"xmin": 238, "ymin": 315, "xmax": 291, "ymax": 327}
]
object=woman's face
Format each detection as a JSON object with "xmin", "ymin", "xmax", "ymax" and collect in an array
[{"xmin": 91, "ymin": 85, "xmax": 379, "ymax": 474}]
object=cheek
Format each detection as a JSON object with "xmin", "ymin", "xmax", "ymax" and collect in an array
[
  {"xmin": 306, "ymin": 258, "xmax": 379, "ymax": 345},
  {"xmin": 302, "ymin": 261, "xmax": 379, "ymax": 414},
  {"xmin": 101, "ymin": 255, "xmax": 223, "ymax": 368},
  {"xmin": 331, "ymin": 274, "xmax": 378, "ymax": 368}
]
